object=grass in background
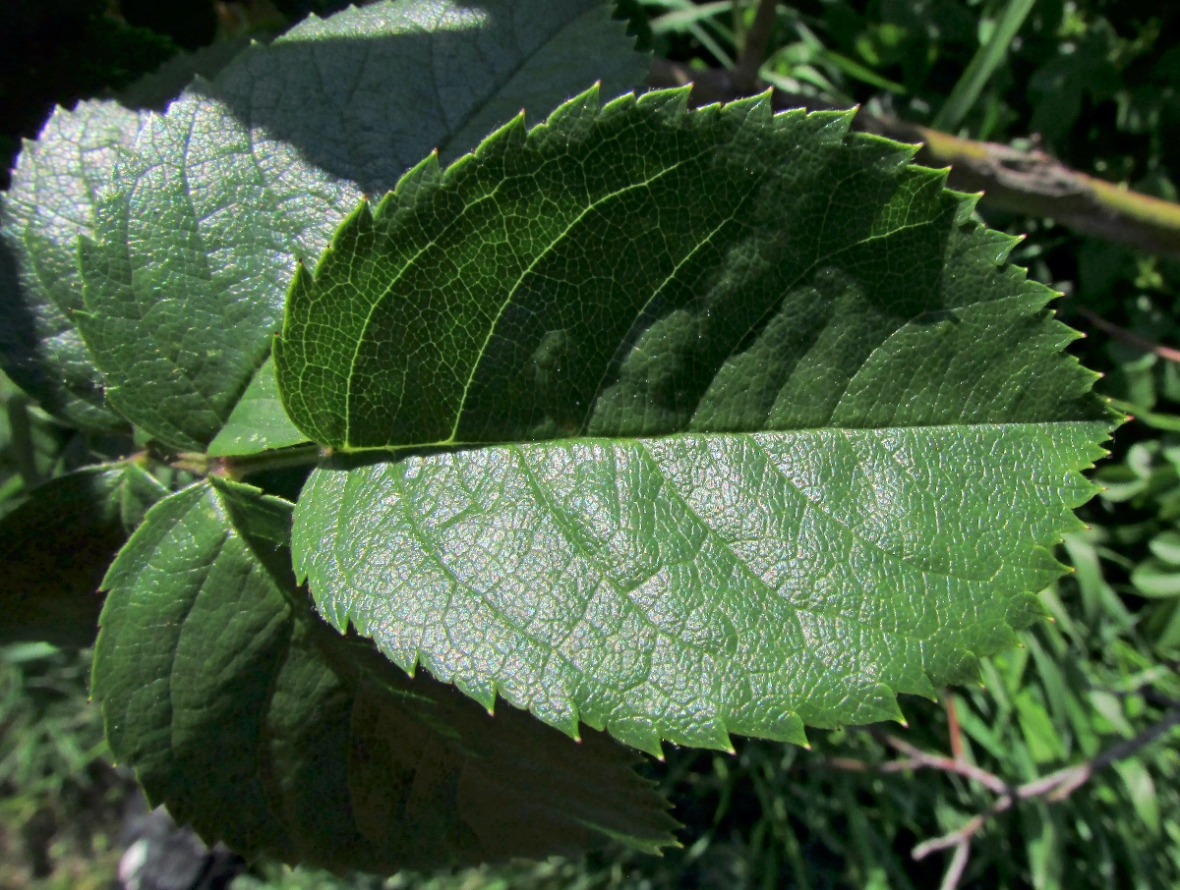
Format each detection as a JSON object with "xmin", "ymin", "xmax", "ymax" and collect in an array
[{"xmin": 0, "ymin": 643, "xmax": 125, "ymax": 890}]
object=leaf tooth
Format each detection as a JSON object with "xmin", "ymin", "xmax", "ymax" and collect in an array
[
  {"xmin": 716, "ymin": 88, "xmax": 773, "ymax": 124},
  {"xmin": 376, "ymin": 149, "xmax": 441, "ymax": 220},
  {"xmin": 901, "ymin": 668, "xmax": 938, "ymax": 702},
  {"xmin": 532, "ymin": 82, "xmax": 604, "ymax": 147},
  {"xmin": 318, "ymin": 198, "xmax": 376, "ymax": 280},
  {"xmin": 799, "ymin": 106, "xmax": 856, "ymax": 142},
  {"xmin": 607, "ymin": 718, "xmax": 665, "ymax": 759},
  {"xmin": 445, "ymin": 105, "xmax": 528, "ymax": 182},
  {"xmin": 948, "ymin": 188, "xmax": 984, "ymax": 224},
  {"xmin": 634, "ymin": 84, "xmax": 692, "ymax": 117},
  {"xmin": 454, "ymin": 674, "xmax": 497, "ymax": 713},
  {"xmin": 600, "ymin": 85, "xmax": 640, "ymax": 118},
  {"xmin": 726, "ymin": 712, "xmax": 809, "ymax": 748}
]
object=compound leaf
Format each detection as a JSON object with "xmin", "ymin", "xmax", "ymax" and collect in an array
[
  {"xmin": 0, "ymin": 464, "xmax": 166, "ymax": 646},
  {"xmin": 76, "ymin": 0, "xmax": 648, "ymax": 451},
  {"xmin": 277, "ymin": 87, "xmax": 1118, "ymax": 753},
  {"xmin": 0, "ymin": 102, "xmax": 143, "ymax": 430},
  {"xmin": 91, "ymin": 478, "xmax": 676, "ymax": 870}
]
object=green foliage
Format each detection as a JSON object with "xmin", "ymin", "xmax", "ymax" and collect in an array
[
  {"xmin": 0, "ymin": 464, "xmax": 165, "ymax": 646},
  {"xmin": 274, "ymin": 81, "xmax": 1110, "ymax": 751},
  {"xmin": 93, "ymin": 478, "xmax": 674, "ymax": 868},
  {"xmin": 0, "ymin": 643, "xmax": 123, "ymax": 889},
  {"xmin": 0, "ymin": 1, "xmax": 177, "ymax": 191},
  {"xmin": 74, "ymin": 0, "xmax": 648, "ymax": 451},
  {"xmin": 1, "ymin": 100, "xmax": 142, "ymax": 430},
  {"xmin": 0, "ymin": 0, "xmax": 1159, "ymax": 886}
]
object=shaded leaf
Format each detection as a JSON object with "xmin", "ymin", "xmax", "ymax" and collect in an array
[
  {"xmin": 76, "ymin": 0, "xmax": 648, "ymax": 451},
  {"xmin": 0, "ymin": 102, "xmax": 143, "ymax": 430},
  {"xmin": 0, "ymin": 464, "xmax": 166, "ymax": 646},
  {"xmin": 278, "ymin": 87, "xmax": 1116, "ymax": 752},
  {"xmin": 114, "ymin": 36, "xmax": 252, "ymax": 111},
  {"xmin": 92, "ymin": 479, "xmax": 676, "ymax": 871},
  {"xmin": 208, "ymin": 357, "xmax": 308, "ymax": 456}
]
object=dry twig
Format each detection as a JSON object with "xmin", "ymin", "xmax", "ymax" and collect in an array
[
  {"xmin": 1074, "ymin": 306, "xmax": 1180, "ymax": 364},
  {"xmin": 904, "ymin": 703, "xmax": 1180, "ymax": 889},
  {"xmin": 647, "ymin": 58, "xmax": 1180, "ymax": 258}
]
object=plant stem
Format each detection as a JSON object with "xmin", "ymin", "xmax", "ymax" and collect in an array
[
  {"xmin": 647, "ymin": 57, "xmax": 1180, "ymax": 259},
  {"xmin": 734, "ymin": 0, "xmax": 777, "ymax": 91},
  {"xmin": 1074, "ymin": 306, "xmax": 1180, "ymax": 363},
  {"xmin": 910, "ymin": 702, "xmax": 1180, "ymax": 877},
  {"xmin": 220, "ymin": 442, "xmax": 324, "ymax": 479}
]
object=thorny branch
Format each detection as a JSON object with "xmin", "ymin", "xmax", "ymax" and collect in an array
[
  {"xmin": 647, "ymin": 58, "xmax": 1180, "ymax": 259},
  {"xmin": 844, "ymin": 702, "xmax": 1180, "ymax": 890}
]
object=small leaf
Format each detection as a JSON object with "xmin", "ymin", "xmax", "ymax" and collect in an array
[
  {"xmin": 1113, "ymin": 758, "xmax": 1160, "ymax": 836},
  {"xmin": 208, "ymin": 357, "xmax": 307, "ymax": 457},
  {"xmin": 91, "ymin": 479, "xmax": 676, "ymax": 870},
  {"xmin": 1148, "ymin": 530, "xmax": 1180, "ymax": 566},
  {"xmin": 278, "ymin": 87, "xmax": 1116, "ymax": 751},
  {"xmin": 1131, "ymin": 559, "xmax": 1180, "ymax": 599},
  {"xmin": 76, "ymin": 0, "xmax": 648, "ymax": 450},
  {"xmin": 0, "ymin": 101, "xmax": 143, "ymax": 430},
  {"xmin": 1015, "ymin": 690, "xmax": 1065, "ymax": 764},
  {"xmin": 0, "ymin": 464, "xmax": 166, "ymax": 646}
]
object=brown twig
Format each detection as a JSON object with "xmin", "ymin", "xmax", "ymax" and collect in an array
[
  {"xmin": 646, "ymin": 58, "xmax": 1180, "ymax": 258},
  {"xmin": 734, "ymin": 0, "xmax": 778, "ymax": 92},
  {"xmin": 870, "ymin": 729, "xmax": 1010, "ymax": 796},
  {"xmin": 940, "ymin": 841, "xmax": 970, "ymax": 890},
  {"xmin": 911, "ymin": 702, "xmax": 1180, "ymax": 884},
  {"xmin": 1074, "ymin": 306, "xmax": 1180, "ymax": 364}
]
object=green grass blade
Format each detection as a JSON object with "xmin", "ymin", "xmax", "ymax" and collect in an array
[{"xmin": 931, "ymin": 0, "xmax": 1036, "ymax": 132}]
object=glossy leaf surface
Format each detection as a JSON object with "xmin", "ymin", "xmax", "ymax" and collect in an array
[
  {"xmin": 0, "ymin": 102, "xmax": 142, "ymax": 430},
  {"xmin": 207, "ymin": 357, "xmax": 307, "ymax": 456},
  {"xmin": 76, "ymin": 0, "xmax": 647, "ymax": 451},
  {"xmin": 279, "ymin": 87, "xmax": 1117, "ymax": 752},
  {"xmin": 92, "ymin": 479, "xmax": 675, "ymax": 869}
]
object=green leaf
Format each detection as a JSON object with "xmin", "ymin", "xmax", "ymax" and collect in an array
[
  {"xmin": 0, "ymin": 464, "xmax": 166, "ymax": 646},
  {"xmin": 214, "ymin": 0, "xmax": 652, "ymax": 196},
  {"xmin": 208, "ymin": 357, "xmax": 307, "ymax": 457},
  {"xmin": 76, "ymin": 0, "xmax": 648, "ymax": 451},
  {"xmin": 92, "ymin": 479, "xmax": 676, "ymax": 870},
  {"xmin": 1131, "ymin": 560, "xmax": 1180, "ymax": 599},
  {"xmin": 0, "ymin": 102, "xmax": 143, "ymax": 430},
  {"xmin": 279, "ymin": 86, "xmax": 1116, "ymax": 753},
  {"xmin": 1148, "ymin": 530, "xmax": 1180, "ymax": 566}
]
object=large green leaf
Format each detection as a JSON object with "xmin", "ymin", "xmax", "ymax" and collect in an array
[
  {"xmin": 277, "ymin": 87, "xmax": 1117, "ymax": 754},
  {"xmin": 92, "ymin": 478, "xmax": 675, "ymax": 870},
  {"xmin": 0, "ymin": 464, "xmax": 166, "ymax": 646},
  {"xmin": 76, "ymin": 0, "xmax": 648, "ymax": 452},
  {"xmin": 0, "ymin": 102, "xmax": 142, "ymax": 430}
]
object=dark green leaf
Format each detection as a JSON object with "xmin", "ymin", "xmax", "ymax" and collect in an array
[
  {"xmin": 92, "ymin": 479, "xmax": 676, "ymax": 870},
  {"xmin": 0, "ymin": 464, "xmax": 166, "ymax": 646},
  {"xmin": 277, "ymin": 87, "xmax": 1116, "ymax": 752},
  {"xmin": 76, "ymin": 0, "xmax": 649, "ymax": 451},
  {"xmin": 0, "ymin": 102, "xmax": 142, "ymax": 430}
]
